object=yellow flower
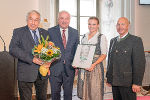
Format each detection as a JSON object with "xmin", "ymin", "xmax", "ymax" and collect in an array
[{"xmin": 47, "ymin": 49, "xmax": 53, "ymax": 56}]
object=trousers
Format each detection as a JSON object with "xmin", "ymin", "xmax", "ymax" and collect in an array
[
  {"xmin": 112, "ymin": 86, "xmax": 136, "ymax": 100},
  {"xmin": 18, "ymin": 74, "xmax": 48, "ymax": 100}
]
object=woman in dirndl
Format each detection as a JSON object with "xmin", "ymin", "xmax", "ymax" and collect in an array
[{"xmin": 77, "ymin": 16, "xmax": 107, "ymax": 100}]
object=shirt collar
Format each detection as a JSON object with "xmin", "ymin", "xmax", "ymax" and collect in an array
[
  {"xmin": 60, "ymin": 27, "xmax": 68, "ymax": 33},
  {"xmin": 119, "ymin": 32, "xmax": 129, "ymax": 39},
  {"xmin": 29, "ymin": 28, "xmax": 39, "ymax": 33},
  {"xmin": 29, "ymin": 28, "xmax": 40, "ymax": 39}
]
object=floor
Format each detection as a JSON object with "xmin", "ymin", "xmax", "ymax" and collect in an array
[
  {"xmin": 59, "ymin": 84, "xmax": 113, "ymax": 100},
  {"xmin": 47, "ymin": 77, "xmax": 113, "ymax": 100},
  {"xmin": 15, "ymin": 78, "xmax": 150, "ymax": 100},
  {"xmin": 47, "ymin": 77, "xmax": 150, "ymax": 100},
  {"xmin": 15, "ymin": 73, "xmax": 150, "ymax": 100}
]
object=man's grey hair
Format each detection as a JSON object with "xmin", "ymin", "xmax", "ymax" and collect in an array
[
  {"xmin": 26, "ymin": 10, "xmax": 41, "ymax": 21},
  {"xmin": 57, "ymin": 10, "xmax": 71, "ymax": 20}
]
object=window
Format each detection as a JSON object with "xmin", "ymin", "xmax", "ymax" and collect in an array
[
  {"xmin": 80, "ymin": 0, "xmax": 96, "ymax": 36},
  {"xmin": 57, "ymin": 0, "xmax": 124, "ymax": 45},
  {"xmin": 58, "ymin": 0, "xmax": 98, "ymax": 42}
]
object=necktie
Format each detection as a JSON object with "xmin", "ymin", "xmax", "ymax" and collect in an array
[
  {"xmin": 62, "ymin": 29, "xmax": 66, "ymax": 49},
  {"xmin": 32, "ymin": 30, "xmax": 39, "ymax": 45},
  {"xmin": 62, "ymin": 30, "xmax": 68, "ymax": 76}
]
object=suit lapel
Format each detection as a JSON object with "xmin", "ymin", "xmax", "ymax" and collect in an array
[
  {"xmin": 25, "ymin": 26, "xmax": 35, "ymax": 46},
  {"xmin": 38, "ymin": 28, "xmax": 43, "ymax": 40},
  {"xmin": 55, "ymin": 26, "xmax": 73, "ymax": 50},
  {"xmin": 66, "ymin": 27, "xmax": 72, "ymax": 49},
  {"xmin": 55, "ymin": 26, "xmax": 65, "ymax": 49}
]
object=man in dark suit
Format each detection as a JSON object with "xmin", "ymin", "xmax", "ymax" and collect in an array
[
  {"xmin": 9, "ymin": 10, "xmax": 49, "ymax": 100},
  {"xmin": 48, "ymin": 11, "xmax": 79, "ymax": 100},
  {"xmin": 106, "ymin": 17, "xmax": 146, "ymax": 100}
]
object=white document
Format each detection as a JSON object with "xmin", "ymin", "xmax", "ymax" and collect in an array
[{"xmin": 72, "ymin": 44, "xmax": 96, "ymax": 68}]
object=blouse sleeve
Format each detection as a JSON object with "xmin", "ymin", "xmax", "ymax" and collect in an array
[{"xmin": 100, "ymin": 34, "xmax": 108, "ymax": 55}]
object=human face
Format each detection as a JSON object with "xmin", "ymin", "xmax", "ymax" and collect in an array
[
  {"xmin": 58, "ymin": 12, "xmax": 70, "ymax": 29},
  {"xmin": 116, "ymin": 17, "xmax": 129, "ymax": 37},
  {"xmin": 27, "ymin": 12, "xmax": 40, "ymax": 31},
  {"xmin": 88, "ymin": 19, "xmax": 99, "ymax": 34}
]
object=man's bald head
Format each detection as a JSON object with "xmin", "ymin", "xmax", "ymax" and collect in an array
[{"xmin": 116, "ymin": 17, "xmax": 130, "ymax": 37}]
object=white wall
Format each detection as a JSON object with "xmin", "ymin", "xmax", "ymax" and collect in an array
[
  {"xmin": 0, "ymin": 0, "xmax": 150, "ymax": 52},
  {"xmin": 0, "ymin": 0, "xmax": 39, "ymax": 51},
  {"xmin": 0, "ymin": 0, "xmax": 52, "ymax": 95},
  {"xmin": 134, "ymin": 0, "xmax": 150, "ymax": 50}
]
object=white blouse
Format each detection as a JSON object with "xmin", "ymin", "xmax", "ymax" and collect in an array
[{"xmin": 81, "ymin": 32, "xmax": 107, "ymax": 55}]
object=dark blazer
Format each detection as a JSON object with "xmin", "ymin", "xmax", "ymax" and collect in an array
[
  {"xmin": 106, "ymin": 33, "xmax": 145, "ymax": 86},
  {"xmin": 9, "ymin": 25, "xmax": 49, "ymax": 82},
  {"xmin": 48, "ymin": 25, "xmax": 79, "ymax": 76}
]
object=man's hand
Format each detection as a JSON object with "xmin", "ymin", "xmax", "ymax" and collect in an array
[
  {"xmin": 132, "ymin": 84, "xmax": 141, "ymax": 93},
  {"xmin": 33, "ymin": 57, "xmax": 43, "ymax": 65},
  {"xmin": 106, "ymin": 82, "xmax": 112, "ymax": 87},
  {"xmin": 42, "ymin": 62, "xmax": 52, "ymax": 68}
]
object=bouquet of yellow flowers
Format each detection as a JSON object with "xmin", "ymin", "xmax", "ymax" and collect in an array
[{"xmin": 32, "ymin": 35, "xmax": 61, "ymax": 76}]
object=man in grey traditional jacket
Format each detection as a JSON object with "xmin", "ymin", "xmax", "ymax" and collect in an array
[{"xmin": 106, "ymin": 17, "xmax": 145, "ymax": 100}]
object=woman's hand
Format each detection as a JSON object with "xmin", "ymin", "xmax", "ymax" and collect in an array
[
  {"xmin": 85, "ymin": 64, "xmax": 96, "ymax": 72},
  {"xmin": 72, "ymin": 66, "xmax": 77, "ymax": 68},
  {"xmin": 72, "ymin": 66, "xmax": 78, "ymax": 76},
  {"xmin": 75, "ymin": 69, "xmax": 78, "ymax": 76}
]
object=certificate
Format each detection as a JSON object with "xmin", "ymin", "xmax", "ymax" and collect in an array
[{"xmin": 72, "ymin": 44, "xmax": 96, "ymax": 68}]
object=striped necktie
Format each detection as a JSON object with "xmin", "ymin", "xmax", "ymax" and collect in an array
[{"xmin": 32, "ymin": 30, "xmax": 39, "ymax": 45}]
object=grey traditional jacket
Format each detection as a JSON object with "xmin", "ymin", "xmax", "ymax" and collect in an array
[{"xmin": 106, "ymin": 33, "xmax": 145, "ymax": 86}]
